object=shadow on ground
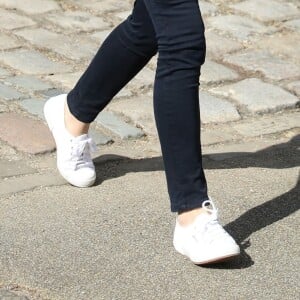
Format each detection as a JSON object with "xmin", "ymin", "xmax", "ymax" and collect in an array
[
  {"xmin": 205, "ymin": 134, "xmax": 300, "ymax": 169},
  {"xmin": 93, "ymin": 135, "xmax": 299, "ymax": 269},
  {"xmin": 94, "ymin": 135, "xmax": 300, "ymax": 178}
]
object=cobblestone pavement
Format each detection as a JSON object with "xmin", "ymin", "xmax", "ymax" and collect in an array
[{"xmin": 0, "ymin": 0, "xmax": 299, "ymax": 299}]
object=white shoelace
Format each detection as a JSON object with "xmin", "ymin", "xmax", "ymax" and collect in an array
[
  {"xmin": 193, "ymin": 200, "xmax": 230, "ymax": 244},
  {"xmin": 70, "ymin": 137, "xmax": 97, "ymax": 170}
]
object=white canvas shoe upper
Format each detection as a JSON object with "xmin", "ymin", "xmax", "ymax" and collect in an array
[
  {"xmin": 173, "ymin": 199, "xmax": 240, "ymax": 264},
  {"xmin": 44, "ymin": 94, "xmax": 96, "ymax": 187}
]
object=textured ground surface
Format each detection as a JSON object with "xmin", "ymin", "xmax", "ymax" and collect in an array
[{"xmin": 0, "ymin": 0, "xmax": 299, "ymax": 299}]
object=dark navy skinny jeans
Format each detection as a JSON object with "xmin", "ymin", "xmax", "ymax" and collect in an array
[{"xmin": 67, "ymin": 0, "xmax": 209, "ymax": 212}]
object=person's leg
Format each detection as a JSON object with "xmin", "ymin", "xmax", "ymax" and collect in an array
[
  {"xmin": 142, "ymin": 0, "xmax": 240, "ymax": 264},
  {"xmin": 142, "ymin": 0, "xmax": 208, "ymax": 213},
  {"xmin": 44, "ymin": 0, "xmax": 158, "ymax": 187},
  {"xmin": 66, "ymin": 0, "xmax": 157, "ymax": 135}
]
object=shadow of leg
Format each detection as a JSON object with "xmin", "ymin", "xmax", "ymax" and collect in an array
[{"xmin": 225, "ymin": 176, "xmax": 299, "ymax": 243}]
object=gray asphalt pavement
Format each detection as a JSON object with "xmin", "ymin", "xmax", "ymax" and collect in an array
[{"xmin": 0, "ymin": 135, "xmax": 299, "ymax": 300}]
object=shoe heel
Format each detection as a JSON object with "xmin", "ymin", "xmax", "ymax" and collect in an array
[
  {"xmin": 43, "ymin": 94, "xmax": 67, "ymax": 132},
  {"xmin": 43, "ymin": 99, "xmax": 54, "ymax": 132}
]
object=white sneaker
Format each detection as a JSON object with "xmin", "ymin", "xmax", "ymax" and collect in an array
[
  {"xmin": 44, "ymin": 94, "xmax": 97, "ymax": 188},
  {"xmin": 173, "ymin": 199, "xmax": 240, "ymax": 265}
]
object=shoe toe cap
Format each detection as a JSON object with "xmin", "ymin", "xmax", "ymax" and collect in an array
[{"xmin": 61, "ymin": 167, "xmax": 96, "ymax": 188}]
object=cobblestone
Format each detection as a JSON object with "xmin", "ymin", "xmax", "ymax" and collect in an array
[
  {"xmin": 19, "ymin": 99, "xmax": 112, "ymax": 145},
  {"xmin": 0, "ymin": 289, "xmax": 29, "ymax": 300},
  {"xmin": 257, "ymin": 32, "xmax": 300, "ymax": 63},
  {"xmin": 211, "ymin": 78, "xmax": 299, "ymax": 114},
  {"xmin": 0, "ymin": 159, "xmax": 36, "ymax": 178},
  {"xmin": 232, "ymin": 112, "xmax": 300, "ymax": 137},
  {"xmin": 0, "ymin": 0, "xmax": 298, "ymax": 155},
  {"xmin": 115, "ymin": 10, "xmax": 131, "ymax": 22},
  {"xmin": 0, "ymin": 101, "xmax": 8, "ymax": 113},
  {"xmin": 134, "ymin": 67, "xmax": 156, "ymax": 88},
  {"xmin": 199, "ymin": 0, "xmax": 217, "ymax": 16},
  {"xmin": 0, "ymin": 172, "xmax": 66, "ymax": 196},
  {"xmin": 0, "ymin": 68, "xmax": 10, "ymax": 78},
  {"xmin": 205, "ymin": 30, "xmax": 244, "ymax": 58},
  {"xmin": 201, "ymin": 127, "xmax": 241, "ymax": 146},
  {"xmin": 114, "ymin": 87, "xmax": 133, "ymax": 99},
  {"xmin": 0, "ymin": 49, "xmax": 73, "ymax": 75},
  {"xmin": 283, "ymin": 19, "xmax": 300, "ymax": 30},
  {"xmin": 109, "ymin": 91, "xmax": 241, "ymax": 129},
  {"xmin": 71, "ymin": 0, "xmax": 130, "ymax": 13},
  {"xmin": 39, "ymin": 89, "xmax": 66, "ymax": 99},
  {"xmin": 108, "ymin": 95, "xmax": 156, "ymax": 136},
  {"xmin": 96, "ymin": 111, "xmax": 144, "ymax": 139},
  {"xmin": 206, "ymin": 15, "xmax": 274, "ymax": 41},
  {"xmin": 46, "ymin": 10, "xmax": 110, "ymax": 32},
  {"xmin": 0, "ymin": 140, "xmax": 19, "ymax": 159},
  {"xmin": 90, "ymin": 30, "xmax": 111, "ymax": 43},
  {"xmin": 230, "ymin": 0, "xmax": 299, "ymax": 22},
  {"xmin": 200, "ymin": 91, "xmax": 240, "ymax": 123},
  {"xmin": 19, "ymin": 98, "xmax": 46, "ymax": 119},
  {"xmin": 224, "ymin": 50, "xmax": 300, "ymax": 81},
  {"xmin": 89, "ymin": 129, "xmax": 113, "ymax": 146},
  {"xmin": 45, "ymin": 72, "xmax": 82, "ymax": 89},
  {"xmin": 286, "ymin": 81, "xmax": 300, "ymax": 97},
  {"xmin": 200, "ymin": 60, "xmax": 239, "ymax": 84},
  {"xmin": 0, "ymin": 0, "xmax": 60, "ymax": 14},
  {"xmin": 0, "ymin": 8, "xmax": 35, "ymax": 30},
  {"xmin": 16, "ymin": 28, "xmax": 98, "ymax": 60},
  {"xmin": 0, "ymin": 32, "xmax": 21, "ymax": 50},
  {"xmin": 0, "ymin": 113, "xmax": 55, "ymax": 154},
  {"xmin": 0, "ymin": 82, "xmax": 23, "ymax": 101},
  {"xmin": 4, "ymin": 75, "xmax": 52, "ymax": 92}
]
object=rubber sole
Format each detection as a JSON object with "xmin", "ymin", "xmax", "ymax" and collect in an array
[
  {"xmin": 58, "ymin": 167, "xmax": 96, "ymax": 188},
  {"xmin": 193, "ymin": 253, "xmax": 240, "ymax": 265},
  {"xmin": 174, "ymin": 241, "xmax": 240, "ymax": 266}
]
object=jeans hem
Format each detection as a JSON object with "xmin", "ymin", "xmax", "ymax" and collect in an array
[
  {"xmin": 171, "ymin": 196, "xmax": 209, "ymax": 213},
  {"xmin": 67, "ymin": 91, "xmax": 95, "ymax": 124}
]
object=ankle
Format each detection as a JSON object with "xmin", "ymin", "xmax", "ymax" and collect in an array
[
  {"xmin": 64, "ymin": 102, "xmax": 90, "ymax": 137},
  {"xmin": 177, "ymin": 207, "xmax": 209, "ymax": 227}
]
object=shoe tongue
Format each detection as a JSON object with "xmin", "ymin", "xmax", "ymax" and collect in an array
[{"xmin": 195, "ymin": 211, "xmax": 216, "ymax": 225}]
